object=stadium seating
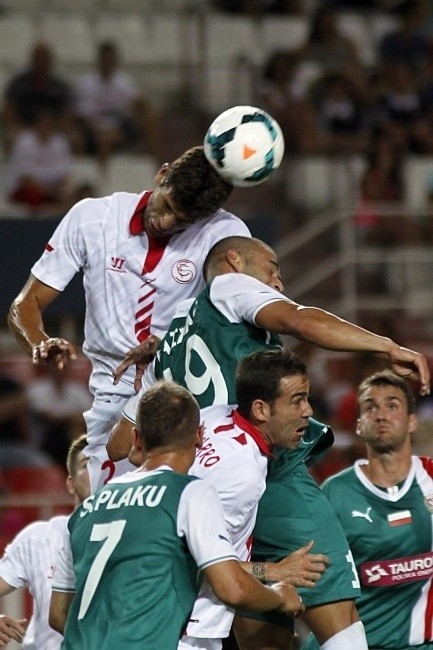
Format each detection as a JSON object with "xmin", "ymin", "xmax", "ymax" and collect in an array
[
  {"xmin": 261, "ymin": 15, "xmax": 308, "ymax": 60},
  {"xmin": 101, "ymin": 153, "xmax": 159, "ymax": 195},
  {"xmin": 0, "ymin": 16, "xmax": 35, "ymax": 68},
  {"xmin": 39, "ymin": 14, "xmax": 94, "ymax": 68}
]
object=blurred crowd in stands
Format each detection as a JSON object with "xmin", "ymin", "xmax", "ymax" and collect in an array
[
  {"xmin": 0, "ymin": 0, "xmax": 432, "ymax": 229},
  {"xmin": 255, "ymin": 0, "xmax": 433, "ymax": 241},
  {"xmin": 0, "ymin": 37, "xmax": 162, "ymax": 215}
]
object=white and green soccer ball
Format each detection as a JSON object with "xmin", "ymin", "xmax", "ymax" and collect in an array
[{"xmin": 204, "ymin": 105, "xmax": 285, "ymax": 187}]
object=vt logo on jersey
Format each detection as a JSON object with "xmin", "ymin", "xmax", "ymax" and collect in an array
[
  {"xmin": 108, "ymin": 256, "xmax": 127, "ymax": 273},
  {"xmin": 361, "ymin": 551, "xmax": 433, "ymax": 587},
  {"xmin": 352, "ymin": 507, "xmax": 373, "ymax": 523},
  {"xmin": 364, "ymin": 564, "xmax": 388, "ymax": 583},
  {"xmin": 172, "ymin": 259, "xmax": 197, "ymax": 284}
]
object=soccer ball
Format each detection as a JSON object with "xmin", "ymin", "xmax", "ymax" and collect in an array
[{"xmin": 203, "ymin": 105, "xmax": 285, "ymax": 188}]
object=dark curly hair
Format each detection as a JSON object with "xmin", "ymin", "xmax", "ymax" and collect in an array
[
  {"xmin": 236, "ymin": 349, "xmax": 307, "ymax": 419},
  {"xmin": 164, "ymin": 146, "xmax": 233, "ymax": 221}
]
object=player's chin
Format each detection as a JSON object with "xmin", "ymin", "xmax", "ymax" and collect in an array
[{"xmin": 290, "ymin": 433, "xmax": 305, "ymax": 448}]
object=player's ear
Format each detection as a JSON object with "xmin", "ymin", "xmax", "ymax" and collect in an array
[
  {"xmin": 355, "ymin": 419, "xmax": 362, "ymax": 437},
  {"xmin": 66, "ymin": 475, "xmax": 75, "ymax": 496},
  {"xmin": 195, "ymin": 423, "xmax": 204, "ymax": 450},
  {"xmin": 132, "ymin": 427, "xmax": 143, "ymax": 452},
  {"xmin": 250, "ymin": 398, "xmax": 271, "ymax": 424},
  {"xmin": 225, "ymin": 249, "xmax": 243, "ymax": 271},
  {"xmin": 155, "ymin": 163, "xmax": 169, "ymax": 185},
  {"xmin": 408, "ymin": 412, "xmax": 418, "ymax": 436}
]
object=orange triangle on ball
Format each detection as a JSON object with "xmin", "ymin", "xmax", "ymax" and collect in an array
[{"xmin": 242, "ymin": 144, "xmax": 257, "ymax": 160}]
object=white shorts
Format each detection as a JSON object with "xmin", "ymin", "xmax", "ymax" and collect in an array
[
  {"xmin": 84, "ymin": 397, "xmax": 136, "ymax": 492},
  {"xmin": 178, "ymin": 636, "xmax": 222, "ymax": 650}
]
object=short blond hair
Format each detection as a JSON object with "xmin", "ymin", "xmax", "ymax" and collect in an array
[{"xmin": 66, "ymin": 434, "xmax": 88, "ymax": 476}]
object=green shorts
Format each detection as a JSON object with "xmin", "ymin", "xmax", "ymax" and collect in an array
[{"xmin": 251, "ymin": 463, "xmax": 360, "ymax": 609}]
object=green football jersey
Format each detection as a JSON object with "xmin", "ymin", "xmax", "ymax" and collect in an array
[
  {"xmin": 155, "ymin": 275, "xmax": 283, "ymax": 407},
  {"xmin": 252, "ymin": 419, "xmax": 361, "ymax": 608},
  {"xmin": 302, "ymin": 456, "xmax": 433, "ymax": 649},
  {"xmin": 62, "ymin": 471, "xmax": 202, "ymax": 650}
]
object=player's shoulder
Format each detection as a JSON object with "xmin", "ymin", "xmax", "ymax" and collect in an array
[
  {"xmin": 210, "ymin": 272, "xmax": 279, "ymax": 297},
  {"xmin": 9, "ymin": 515, "xmax": 68, "ymax": 544},
  {"xmin": 321, "ymin": 465, "xmax": 356, "ymax": 493},
  {"xmin": 171, "ymin": 297, "xmax": 196, "ymax": 320},
  {"xmin": 416, "ymin": 455, "xmax": 433, "ymax": 479},
  {"xmin": 199, "ymin": 406, "xmax": 267, "ymax": 468},
  {"xmin": 61, "ymin": 194, "xmax": 112, "ymax": 228},
  {"xmin": 201, "ymin": 404, "xmax": 234, "ymax": 423},
  {"xmin": 199, "ymin": 208, "xmax": 251, "ymax": 238}
]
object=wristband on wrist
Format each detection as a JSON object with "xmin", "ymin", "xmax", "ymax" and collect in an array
[{"xmin": 252, "ymin": 562, "xmax": 266, "ymax": 583}]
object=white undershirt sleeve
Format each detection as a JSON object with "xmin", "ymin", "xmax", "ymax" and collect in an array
[
  {"xmin": 177, "ymin": 480, "xmax": 238, "ymax": 571},
  {"xmin": 210, "ymin": 274, "xmax": 294, "ymax": 324},
  {"xmin": 52, "ymin": 527, "xmax": 75, "ymax": 593}
]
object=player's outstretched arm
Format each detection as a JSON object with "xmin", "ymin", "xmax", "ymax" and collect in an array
[
  {"xmin": 205, "ymin": 560, "xmax": 304, "ymax": 615},
  {"xmin": 0, "ymin": 614, "xmax": 28, "ymax": 647},
  {"xmin": 8, "ymin": 275, "xmax": 77, "ymax": 370},
  {"xmin": 255, "ymin": 302, "xmax": 431, "ymax": 396}
]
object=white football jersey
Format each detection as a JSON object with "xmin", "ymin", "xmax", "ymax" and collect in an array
[
  {"xmin": 31, "ymin": 191, "xmax": 250, "ymax": 400},
  {"xmin": 0, "ymin": 515, "xmax": 68, "ymax": 650},
  {"xmin": 184, "ymin": 405, "xmax": 271, "ymax": 639}
]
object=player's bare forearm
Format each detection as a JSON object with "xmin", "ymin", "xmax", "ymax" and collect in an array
[
  {"xmin": 8, "ymin": 293, "xmax": 48, "ymax": 358},
  {"xmin": 256, "ymin": 303, "xmax": 430, "ymax": 395},
  {"xmin": 241, "ymin": 542, "xmax": 329, "ymax": 589},
  {"xmin": 8, "ymin": 277, "xmax": 77, "ymax": 369},
  {"xmin": 205, "ymin": 560, "xmax": 303, "ymax": 615}
]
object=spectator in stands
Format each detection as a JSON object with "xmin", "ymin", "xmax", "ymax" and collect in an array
[
  {"xmin": 2, "ymin": 41, "xmax": 73, "ymax": 153},
  {"xmin": 0, "ymin": 370, "xmax": 52, "ymax": 469},
  {"xmin": 379, "ymin": 61, "xmax": 433, "ymax": 154},
  {"xmin": 314, "ymin": 71, "xmax": 371, "ymax": 154},
  {"xmin": 355, "ymin": 164, "xmax": 395, "ymax": 246},
  {"xmin": 4, "ymin": 107, "xmax": 75, "ymax": 216},
  {"xmin": 26, "ymin": 365, "xmax": 92, "ymax": 467},
  {"xmin": 294, "ymin": 4, "xmax": 365, "ymax": 74},
  {"xmin": 256, "ymin": 50, "xmax": 305, "ymax": 151},
  {"xmin": 72, "ymin": 40, "xmax": 162, "ymax": 164},
  {"xmin": 378, "ymin": 0, "xmax": 431, "ymax": 75}
]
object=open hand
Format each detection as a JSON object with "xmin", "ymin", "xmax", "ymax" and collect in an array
[
  {"xmin": 269, "ymin": 541, "xmax": 330, "ymax": 588},
  {"xmin": 113, "ymin": 336, "xmax": 161, "ymax": 392}
]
